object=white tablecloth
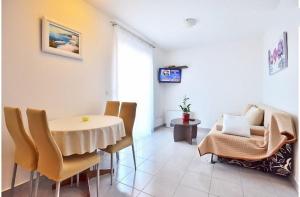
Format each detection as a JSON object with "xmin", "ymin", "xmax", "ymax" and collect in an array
[{"xmin": 49, "ymin": 115, "xmax": 126, "ymax": 156}]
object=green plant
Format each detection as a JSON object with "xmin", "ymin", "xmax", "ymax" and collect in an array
[{"xmin": 179, "ymin": 96, "xmax": 191, "ymax": 113}]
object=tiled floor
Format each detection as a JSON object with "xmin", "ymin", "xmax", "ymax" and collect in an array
[{"xmin": 3, "ymin": 127, "xmax": 298, "ymax": 197}]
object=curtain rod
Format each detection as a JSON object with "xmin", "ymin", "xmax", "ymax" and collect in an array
[{"xmin": 111, "ymin": 21, "xmax": 156, "ymax": 48}]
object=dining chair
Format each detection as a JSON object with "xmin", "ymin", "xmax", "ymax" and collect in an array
[
  {"xmin": 102, "ymin": 102, "xmax": 137, "ymax": 185},
  {"xmin": 104, "ymin": 100, "xmax": 121, "ymax": 160},
  {"xmin": 26, "ymin": 109, "xmax": 100, "ymax": 197},
  {"xmin": 4, "ymin": 107, "xmax": 38, "ymax": 197},
  {"xmin": 104, "ymin": 101, "xmax": 120, "ymax": 116}
]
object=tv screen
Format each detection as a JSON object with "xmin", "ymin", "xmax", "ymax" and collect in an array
[{"xmin": 158, "ymin": 68, "xmax": 181, "ymax": 83}]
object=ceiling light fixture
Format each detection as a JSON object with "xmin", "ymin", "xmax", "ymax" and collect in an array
[{"xmin": 185, "ymin": 18, "xmax": 198, "ymax": 27}]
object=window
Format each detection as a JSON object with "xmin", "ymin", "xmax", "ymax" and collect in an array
[{"xmin": 112, "ymin": 27, "xmax": 154, "ymax": 139}]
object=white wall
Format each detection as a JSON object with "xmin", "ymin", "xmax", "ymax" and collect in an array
[
  {"xmin": 262, "ymin": 5, "xmax": 300, "ymax": 185},
  {"xmin": 2, "ymin": 0, "xmax": 113, "ymax": 191},
  {"xmin": 160, "ymin": 38, "xmax": 264, "ymax": 128}
]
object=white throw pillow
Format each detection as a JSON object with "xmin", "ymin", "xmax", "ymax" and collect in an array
[{"xmin": 222, "ymin": 114, "xmax": 250, "ymax": 138}]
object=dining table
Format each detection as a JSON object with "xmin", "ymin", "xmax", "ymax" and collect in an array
[{"xmin": 48, "ymin": 114, "xmax": 126, "ymax": 196}]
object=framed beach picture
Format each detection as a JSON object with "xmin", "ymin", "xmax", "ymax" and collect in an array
[
  {"xmin": 42, "ymin": 17, "xmax": 82, "ymax": 59},
  {"xmin": 268, "ymin": 32, "xmax": 288, "ymax": 75}
]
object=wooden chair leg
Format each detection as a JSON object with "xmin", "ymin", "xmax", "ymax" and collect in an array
[
  {"xmin": 29, "ymin": 171, "xmax": 34, "ymax": 197},
  {"xmin": 10, "ymin": 163, "xmax": 17, "ymax": 197},
  {"xmin": 55, "ymin": 182, "xmax": 60, "ymax": 197},
  {"xmin": 33, "ymin": 172, "xmax": 40, "ymax": 197},
  {"xmin": 132, "ymin": 144, "xmax": 137, "ymax": 170},
  {"xmin": 110, "ymin": 153, "xmax": 113, "ymax": 185}
]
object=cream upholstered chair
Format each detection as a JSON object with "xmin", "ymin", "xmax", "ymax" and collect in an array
[
  {"xmin": 4, "ymin": 107, "xmax": 38, "ymax": 197},
  {"xmin": 26, "ymin": 109, "xmax": 100, "ymax": 197},
  {"xmin": 102, "ymin": 102, "xmax": 137, "ymax": 185},
  {"xmin": 104, "ymin": 101, "xmax": 120, "ymax": 116}
]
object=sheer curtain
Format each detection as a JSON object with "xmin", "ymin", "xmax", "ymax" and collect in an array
[{"xmin": 112, "ymin": 26, "xmax": 154, "ymax": 139}]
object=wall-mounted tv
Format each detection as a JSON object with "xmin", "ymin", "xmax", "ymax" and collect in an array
[{"xmin": 158, "ymin": 68, "xmax": 181, "ymax": 83}]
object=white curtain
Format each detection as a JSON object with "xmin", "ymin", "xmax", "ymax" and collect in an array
[{"xmin": 112, "ymin": 26, "xmax": 154, "ymax": 139}]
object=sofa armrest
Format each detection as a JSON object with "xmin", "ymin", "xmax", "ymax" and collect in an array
[{"xmin": 250, "ymin": 126, "xmax": 266, "ymax": 136}]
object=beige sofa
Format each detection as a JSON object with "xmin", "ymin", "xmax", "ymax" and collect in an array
[{"xmin": 198, "ymin": 104, "xmax": 297, "ymax": 176}]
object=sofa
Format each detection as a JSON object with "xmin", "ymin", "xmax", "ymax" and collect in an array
[{"xmin": 198, "ymin": 104, "xmax": 297, "ymax": 176}]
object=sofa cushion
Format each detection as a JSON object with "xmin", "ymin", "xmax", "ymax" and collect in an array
[
  {"xmin": 222, "ymin": 114, "xmax": 250, "ymax": 138},
  {"xmin": 245, "ymin": 106, "xmax": 264, "ymax": 126},
  {"xmin": 243, "ymin": 104, "xmax": 255, "ymax": 115}
]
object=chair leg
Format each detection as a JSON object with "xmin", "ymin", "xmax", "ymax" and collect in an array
[
  {"xmin": 96, "ymin": 164, "xmax": 100, "ymax": 197},
  {"xmin": 70, "ymin": 176, "xmax": 73, "ymax": 187},
  {"xmin": 55, "ymin": 182, "xmax": 60, "ymax": 197},
  {"xmin": 131, "ymin": 144, "xmax": 137, "ymax": 170},
  {"xmin": 33, "ymin": 172, "xmax": 40, "ymax": 197},
  {"xmin": 86, "ymin": 174, "xmax": 91, "ymax": 196},
  {"xmin": 10, "ymin": 163, "xmax": 17, "ymax": 197},
  {"xmin": 76, "ymin": 174, "xmax": 79, "ymax": 187},
  {"xmin": 116, "ymin": 152, "xmax": 119, "ymax": 162},
  {"xmin": 29, "ymin": 171, "xmax": 34, "ymax": 197},
  {"xmin": 110, "ymin": 153, "xmax": 113, "ymax": 185}
]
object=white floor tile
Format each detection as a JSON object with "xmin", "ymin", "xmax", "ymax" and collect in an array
[
  {"xmin": 210, "ymin": 178, "xmax": 243, "ymax": 197},
  {"xmin": 142, "ymin": 176, "xmax": 180, "ymax": 197},
  {"xmin": 187, "ymin": 159, "xmax": 214, "ymax": 177},
  {"xmin": 119, "ymin": 155, "xmax": 146, "ymax": 168},
  {"xmin": 174, "ymin": 185, "xmax": 209, "ymax": 197},
  {"xmin": 270, "ymin": 176, "xmax": 298, "ymax": 197},
  {"xmin": 114, "ymin": 164, "xmax": 135, "ymax": 181},
  {"xmin": 180, "ymin": 171, "xmax": 211, "ymax": 193},
  {"xmin": 137, "ymin": 159, "xmax": 165, "ymax": 175},
  {"xmin": 241, "ymin": 170, "xmax": 276, "ymax": 197},
  {"xmin": 212, "ymin": 163, "xmax": 241, "ymax": 184},
  {"xmin": 137, "ymin": 192, "xmax": 153, "ymax": 197},
  {"xmin": 156, "ymin": 164, "xmax": 186, "ymax": 180},
  {"xmin": 120, "ymin": 170, "xmax": 153, "ymax": 190},
  {"xmin": 103, "ymin": 183, "xmax": 140, "ymax": 197}
]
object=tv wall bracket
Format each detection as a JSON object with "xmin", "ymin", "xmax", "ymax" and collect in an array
[{"xmin": 166, "ymin": 65, "xmax": 188, "ymax": 69}]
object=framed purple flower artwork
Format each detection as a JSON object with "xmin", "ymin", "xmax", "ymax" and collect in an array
[{"xmin": 268, "ymin": 32, "xmax": 288, "ymax": 75}]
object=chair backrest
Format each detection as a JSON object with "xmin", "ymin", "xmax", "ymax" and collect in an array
[
  {"xmin": 26, "ymin": 109, "xmax": 63, "ymax": 178},
  {"xmin": 4, "ymin": 107, "xmax": 38, "ymax": 171},
  {"xmin": 104, "ymin": 101, "xmax": 120, "ymax": 116},
  {"xmin": 119, "ymin": 102, "xmax": 137, "ymax": 137}
]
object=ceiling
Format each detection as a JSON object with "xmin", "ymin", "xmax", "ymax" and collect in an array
[{"xmin": 86, "ymin": 0, "xmax": 299, "ymax": 50}]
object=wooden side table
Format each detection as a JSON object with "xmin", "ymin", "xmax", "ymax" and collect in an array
[{"xmin": 170, "ymin": 118, "xmax": 201, "ymax": 144}]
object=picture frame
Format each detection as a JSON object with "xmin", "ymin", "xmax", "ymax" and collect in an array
[
  {"xmin": 42, "ymin": 17, "xmax": 82, "ymax": 59},
  {"xmin": 268, "ymin": 32, "xmax": 288, "ymax": 75}
]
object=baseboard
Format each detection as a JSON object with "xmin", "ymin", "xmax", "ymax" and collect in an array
[
  {"xmin": 199, "ymin": 127, "xmax": 211, "ymax": 132},
  {"xmin": 154, "ymin": 125, "xmax": 210, "ymax": 132},
  {"xmin": 289, "ymin": 175, "xmax": 298, "ymax": 192},
  {"xmin": 154, "ymin": 124, "xmax": 166, "ymax": 131}
]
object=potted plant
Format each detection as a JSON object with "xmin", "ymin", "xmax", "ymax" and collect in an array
[{"xmin": 179, "ymin": 96, "xmax": 191, "ymax": 122}]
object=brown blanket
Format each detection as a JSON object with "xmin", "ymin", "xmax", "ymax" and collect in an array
[{"xmin": 198, "ymin": 112, "xmax": 296, "ymax": 161}]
